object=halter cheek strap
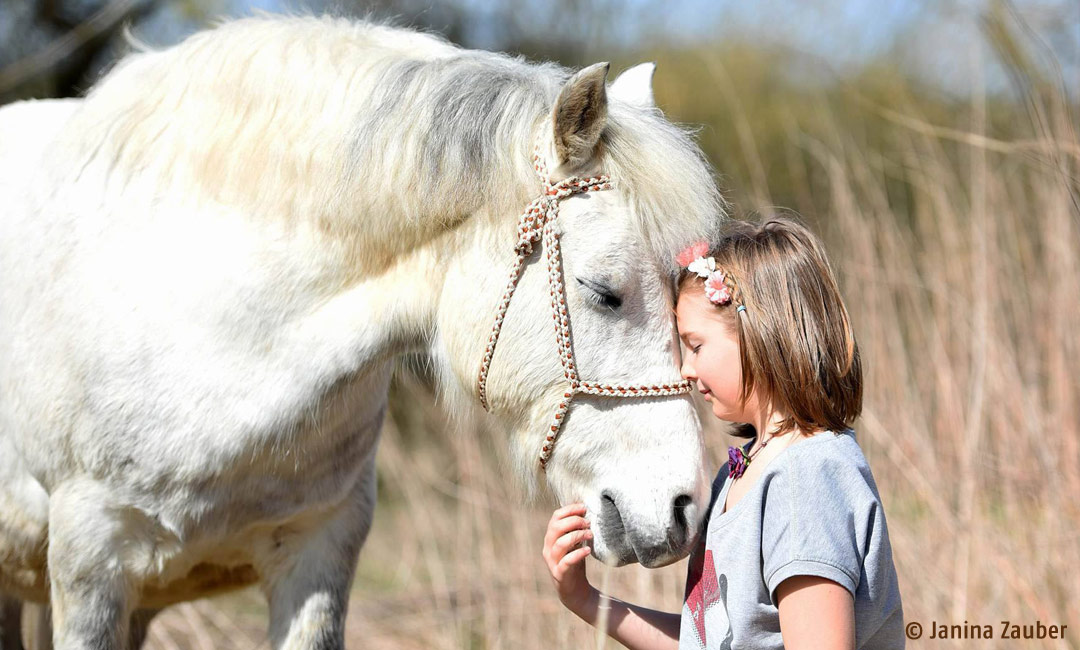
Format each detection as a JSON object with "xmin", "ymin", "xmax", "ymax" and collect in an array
[{"xmin": 476, "ymin": 142, "xmax": 692, "ymax": 470}]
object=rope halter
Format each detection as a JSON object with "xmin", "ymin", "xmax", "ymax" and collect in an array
[{"xmin": 476, "ymin": 141, "xmax": 693, "ymax": 470}]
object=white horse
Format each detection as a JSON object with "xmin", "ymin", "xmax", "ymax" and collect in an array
[{"xmin": 0, "ymin": 15, "xmax": 723, "ymax": 649}]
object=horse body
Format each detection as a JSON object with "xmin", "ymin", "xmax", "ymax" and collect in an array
[
  {"xmin": 0, "ymin": 16, "xmax": 723, "ymax": 648},
  {"xmin": 0, "ymin": 98, "xmax": 78, "ymax": 604},
  {"xmin": 0, "ymin": 97, "xmax": 396, "ymax": 608}
]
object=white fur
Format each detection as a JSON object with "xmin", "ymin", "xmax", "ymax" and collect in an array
[
  {"xmin": 0, "ymin": 15, "xmax": 724, "ymax": 648},
  {"xmin": 610, "ymin": 62, "xmax": 657, "ymax": 108}
]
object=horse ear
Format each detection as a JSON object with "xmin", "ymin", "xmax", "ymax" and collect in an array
[
  {"xmin": 551, "ymin": 62, "xmax": 609, "ymax": 169},
  {"xmin": 610, "ymin": 62, "xmax": 656, "ymax": 109}
]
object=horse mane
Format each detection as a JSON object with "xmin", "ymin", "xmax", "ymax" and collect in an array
[{"xmin": 70, "ymin": 15, "xmax": 724, "ymax": 274}]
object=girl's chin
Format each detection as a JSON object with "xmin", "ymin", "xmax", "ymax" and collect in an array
[{"xmin": 710, "ymin": 403, "xmax": 739, "ymax": 420}]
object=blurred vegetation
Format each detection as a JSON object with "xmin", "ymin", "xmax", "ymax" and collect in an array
[{"xmin": 2, "ymin": 0, "xmax": 1078, "ymax": 648}]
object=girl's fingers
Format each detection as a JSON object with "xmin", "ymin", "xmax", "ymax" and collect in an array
[
  {"xmin": 559, "ymin": 545, "xmax": 591, "ymax": 571},
  {"xmin": 544, "ymin": 525, "xmax": 592, "ymax": 569},
  {"xmin": 553, "ymin": 528, "xmax": 593, "ymax": 557},
  {"xmin": 546, "ymin": 515, "xmax": 590, "ymax": 544},
  {"xmin": 546, "ymin": 504, "xmax": 587, "ymax": 534},
  {"xmin": 544, "ymin": 511, "xmax": 590, "ymax": 548},
  {"xmin": 550, "ymin": 503, "xmax": 588, "ymax": 522},
  {"xmin": 543, "ymin": 504, "xmax": 590, "ymax": 570},
  {"xmin": 551, "ymin": 545, "xmax": 592, "ymax": 579}
]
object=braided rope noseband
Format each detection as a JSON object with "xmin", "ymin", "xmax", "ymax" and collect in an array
[{"xmin": 477, "ymin": 141, "xmax": 693, "ymax": 470}]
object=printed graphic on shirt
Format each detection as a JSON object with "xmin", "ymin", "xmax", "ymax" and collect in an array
[
  {"xmin": 686, "ymin": 548, "xmax": 719, "ymax": 641},
  {"xmin": 683, "ymin": 547, "xmax": 732, "ymax": 648}
]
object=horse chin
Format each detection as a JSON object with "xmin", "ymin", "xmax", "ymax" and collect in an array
[
  {"xmin": 589, "ymin": 535, "xmax": 637, "ymax": 567},
  {"xmin": 590, "ymin": 535, "xmax": 690, "ymax": 568},
  {"xmin": 636, "ymin": 548, "xmax": 687, "ymax": 569}
]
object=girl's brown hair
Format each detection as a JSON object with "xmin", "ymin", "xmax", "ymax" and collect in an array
[{"xmin": 678, "ymin": 217, "xmax": 862, "ymax": 439}]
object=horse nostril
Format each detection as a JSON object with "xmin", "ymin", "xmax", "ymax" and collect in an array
[
  {"xmin": 600, "ymin": 491, "xmax": 626, "ymax": 538},
  {"xmin": 672, "ymin": 493, "xmax": 692, "ymax": 546}
]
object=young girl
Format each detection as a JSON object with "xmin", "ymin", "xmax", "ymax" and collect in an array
[{"xmin": 542, "ymin": 218, "xmax": 904, "ymax": 649}]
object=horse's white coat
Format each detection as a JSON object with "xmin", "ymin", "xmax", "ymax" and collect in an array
[{"xmin": 0, "ymin": 15, "xmax": 724, "ymax": 648}]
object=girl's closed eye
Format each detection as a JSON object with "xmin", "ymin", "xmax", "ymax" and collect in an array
[{"xmin": 680, "ymin": 334, "xmax": 701, "ymax": 353}]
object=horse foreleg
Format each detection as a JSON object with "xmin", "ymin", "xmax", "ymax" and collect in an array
[
  {"xmin": 0, "ymin": 595, "xmax": 22, "ymax": 650},
  {"xmin": 22, "ymin": 601, "xmax": 153, "ymax": 650},
  {"xmin": 263, "ymin": 457, "xmax": 376, "ymax": 650},
  {"xmin": 47, "ymin": 480, "xmax": 136, "ymax": 650}
]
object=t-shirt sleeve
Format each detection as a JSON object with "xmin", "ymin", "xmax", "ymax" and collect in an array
[{"xmin": 761, "ymin": 450, "xmax": 880, "ymax": 607}]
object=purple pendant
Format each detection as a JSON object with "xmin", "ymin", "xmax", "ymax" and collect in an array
[{"xmin": 728, "ymin": 446, "xmax": 750, "ymax": 479}]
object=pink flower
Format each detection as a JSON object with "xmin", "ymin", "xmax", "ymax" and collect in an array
[
  {"xmin": 703, "ymin": 271, "xmax": 732, "ymax": 305},
  {"xmin": 676, "ymin": 241, "xmax": 710, "ymax": 267}
]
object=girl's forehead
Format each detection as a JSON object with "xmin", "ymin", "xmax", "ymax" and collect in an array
[
  {"xmin": 675, "ymin": 290, "xmax": 711, "ymax": 323},
  {"xmin": 676, "ymin": 289, "xmax": 732, "ymax": 335}
]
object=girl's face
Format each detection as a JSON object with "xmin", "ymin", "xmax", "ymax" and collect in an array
[{"xmin": 675, "ymin": 290, "xmax": 755, "ymax": 424}]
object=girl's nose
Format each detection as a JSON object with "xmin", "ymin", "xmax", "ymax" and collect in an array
[{"xmin": 679, "ymin": 354, "xmax": 696, "ymax": 382}]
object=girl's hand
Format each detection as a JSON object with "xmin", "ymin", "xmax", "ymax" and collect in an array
[{"xmin": 542, "ymin": 503, "xmax": 595, "ymax": 612}]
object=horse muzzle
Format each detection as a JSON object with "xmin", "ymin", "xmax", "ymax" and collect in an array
[{"xmin": 590, "ymin": 489, "xmax": 698, "ymax": 568}]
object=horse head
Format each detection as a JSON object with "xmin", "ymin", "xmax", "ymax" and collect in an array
[{"xmin": 438, "ymin": 62, "xmax": 723, "ymax": 567}]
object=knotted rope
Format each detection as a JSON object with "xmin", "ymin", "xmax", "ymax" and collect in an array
[{"xmin": 477, "ymin": 142, "xmax": 692, "ymax": 470}]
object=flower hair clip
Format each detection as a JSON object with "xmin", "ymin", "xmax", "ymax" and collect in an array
[
  {"xmin": 703, "ymin": 272, "xmax": 733, "ymax": 306},
  {"xmin": 677, "ymin": 241, "xmax": 733, "ymax": 306}
]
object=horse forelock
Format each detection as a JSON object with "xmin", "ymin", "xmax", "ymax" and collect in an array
[{"xmin": 600, "ymin": 104, "xmax": 727, "ymax": 274}]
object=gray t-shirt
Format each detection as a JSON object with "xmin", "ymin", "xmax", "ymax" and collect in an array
[{"xmin": 679, "ymin": 429, "xmax": 905, "ymax": 649}]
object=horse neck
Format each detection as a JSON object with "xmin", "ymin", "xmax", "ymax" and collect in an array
[{"xmin": 313, "ymin": 196, "xmax": 513, "ymax": 371}]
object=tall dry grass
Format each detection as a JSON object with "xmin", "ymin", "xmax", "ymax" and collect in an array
[{"xmin": 138, "ymin": 9, "xmax": 1079, "ymax": 650}]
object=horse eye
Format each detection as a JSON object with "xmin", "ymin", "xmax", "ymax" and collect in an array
[{"xmin": 576, "ymin": 278, "xmax": 622, "ymax": 309}]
